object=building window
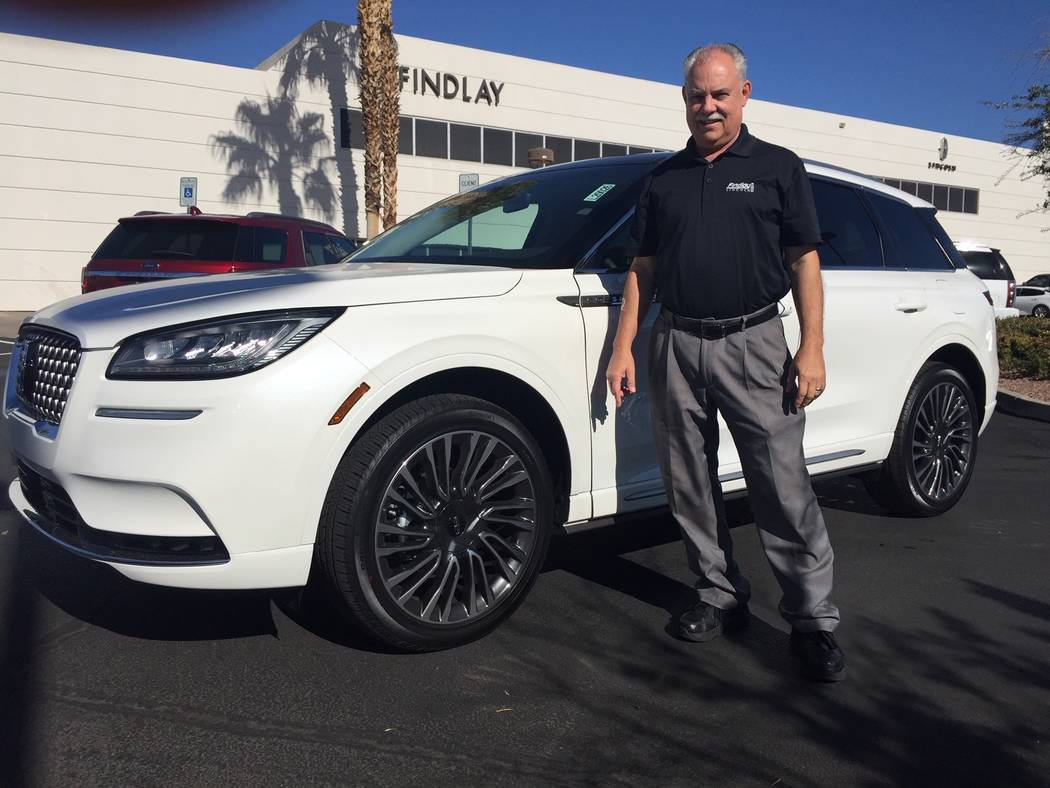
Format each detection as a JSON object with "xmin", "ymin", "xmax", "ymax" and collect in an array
[
  {"xmin": 545, "ymin": 136, "xmax": 572, "ymax": 166},
  {"xmin": 450, "ymin": 123, "xmax": 481, "ymax": 162},
  {"xmin": 399, "ymin": 116, "xmax": 414, "ymax": 155},
  {"xmin": 877, "ymin": 177, "xmax": 979, "ymax": 214},
  {"xmin": 483, "ymin": 128, "xmax": 512, "ymax": 165},
  {"xmin": 415, "ymin": 118, "xmax": 448, "ymax": 159},
  {"xmin": 602, "ymin": 143, "xmax": 627, "ymax": 158},
  {"xmin": 514, "ymin": 132, "xmax": 544, "ymax": 168},
  {"xmin": 628, "ymin": 146, "xmax": 654, "ymax": 155},
  {"xmin": 341, "ymin": 108, "xmax": 365, "ymax": 150},
  {"xmin": 574, "ymin": 139, "xmax": 601, "ymax": 161}
]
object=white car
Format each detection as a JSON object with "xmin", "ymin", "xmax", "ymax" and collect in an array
[
  {"xmin": 955, "ymin": 242, "xmax": 1020, "ymax": 319},
  {"xmin": 1014, "ymin": 285, "xmax": 1050, "ymax": 317},
  {"xmin": 4, "ymin": 156, "xmax": 999, "ymax": 651}
]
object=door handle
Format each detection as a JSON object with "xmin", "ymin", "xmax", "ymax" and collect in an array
[
  {"xmin": 779, "ymin": 304, "xmax": 794, "ymax": 317},
  {"xmin": 894, "ymin": 302, "xmax": 927, "ymax": 313}
]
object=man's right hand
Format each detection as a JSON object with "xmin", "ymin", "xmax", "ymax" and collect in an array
[{"xmin": 606, "ymin": 349, "xmax": 636, "ymax": 408}]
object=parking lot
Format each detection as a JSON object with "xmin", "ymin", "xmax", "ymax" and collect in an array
[{"xmin": 1, "ymin": 320, "xmax": 1049, "ymax": 787}]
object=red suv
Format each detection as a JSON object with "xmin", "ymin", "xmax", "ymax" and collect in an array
[{"xmin": 82, "ymin": 211, "xmax": 357, "ymax": 293}]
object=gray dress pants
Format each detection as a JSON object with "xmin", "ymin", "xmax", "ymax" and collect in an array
[{"xmin": 648, "ymin": 310, "xmax": 840, "ymax": 632}]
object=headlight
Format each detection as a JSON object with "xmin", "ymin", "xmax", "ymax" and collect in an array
[{"xmin": 107, "ymin": 309, "xmax": 345, "ymax": 379}]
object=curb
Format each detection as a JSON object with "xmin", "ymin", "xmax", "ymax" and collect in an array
[{"xmin": 996, "ymin": 389, "xmax": 1050, "ymax": 423}]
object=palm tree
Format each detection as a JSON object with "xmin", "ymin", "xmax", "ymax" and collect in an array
[
  {"xmin": 358, "ymin": 0, "xmax": 385, "ymax": 238},
  {"xmin": 211, "ymin": 95, "xmax": 336, "ymax": 219},
  {"xmin": 358, "ymin": 0, "xmax": 399, "ymax": 237},
  {"xmin": 379, "ymin": 3, "xmax": 400, "ymax": 230}
]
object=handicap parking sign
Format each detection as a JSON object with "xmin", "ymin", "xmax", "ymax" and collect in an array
[{"xmin": 179, "ymin": 176, "xmax": 198, "ymax": 207}]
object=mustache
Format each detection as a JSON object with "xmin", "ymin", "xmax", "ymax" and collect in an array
[{"xmin": 695, "ymin": 112, "xmax": 726, "ymax": 122}]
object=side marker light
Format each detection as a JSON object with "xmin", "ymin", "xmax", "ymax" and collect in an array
[{"xmin": 329, "ymin": 382, "xmax": 371, "ymax": 425}]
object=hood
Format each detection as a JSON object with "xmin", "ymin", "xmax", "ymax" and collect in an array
[{"xmin": 28, "ymin": 262, "xmax": 523, "ymax": 348}]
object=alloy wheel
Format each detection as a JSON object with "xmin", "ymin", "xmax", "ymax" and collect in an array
[
  {"xmin": 373, "ymin": 430, "xmax": 537, "ymax": 625},
  {"xmin": 910, "ymin": 381, "xmax": 974, "ymax": 502}
]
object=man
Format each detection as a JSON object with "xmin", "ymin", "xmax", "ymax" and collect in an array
[{"xmin": 606, "ymin": 43, "xmax": 845, "ymax": 682}]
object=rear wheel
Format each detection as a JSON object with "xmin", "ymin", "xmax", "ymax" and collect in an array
[
  {"xmin": 1033, "ymin": 304, "xmax": 1050, "ymax": 318},
  {"xmin": 317, "ymin": 394, "xmax": 553, "ymax": 651},
  {"xmin": 865, "ymin": 363, "xmax": 978, "ymax": 516}
]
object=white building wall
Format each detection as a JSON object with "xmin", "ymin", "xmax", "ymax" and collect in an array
[{"xmin": 1, "ymin": 25, "xmax": 1047, "ymax": 311}]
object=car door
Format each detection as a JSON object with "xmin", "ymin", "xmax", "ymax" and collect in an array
[
  {"xmin": 574, "ymin": 211, "xmax": 665, "ymax": 517},
  {"xmin": 796, "ymin": 177, "xmax": 938, "ymax": 459}
]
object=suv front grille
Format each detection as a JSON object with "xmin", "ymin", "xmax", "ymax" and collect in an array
[{"xmin": 15, "ymin": 326, "xmax": 82, "ymax": 425}]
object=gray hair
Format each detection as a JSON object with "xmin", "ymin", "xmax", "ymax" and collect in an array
[{"xmin": 683, "ymin": 43, "xmax": 748, "ymax": 86}]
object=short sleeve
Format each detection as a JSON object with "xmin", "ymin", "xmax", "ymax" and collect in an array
[
  {"xmin": 780, "ymin": 157, "xmax": 822, "ymax": 248},
  {"xmin": 627, "ymin": 174, "xmax": 658, "ymax": 258}
]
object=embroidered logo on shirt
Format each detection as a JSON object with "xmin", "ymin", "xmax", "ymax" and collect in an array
[{"xmin": 726, "ymin": 182, "xmax": 755, "ymax": 193}]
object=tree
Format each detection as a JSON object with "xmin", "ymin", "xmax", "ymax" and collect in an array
[
  {"xmin": 992, "ymin": 48, "xmax": 1050, "ymax": 215},
  {"xmin": 358, "ymin": 0, "xmax": 400, "ymax": 238}
]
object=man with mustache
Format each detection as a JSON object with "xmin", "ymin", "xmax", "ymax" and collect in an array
[{"xmin": 606, "ymin": 43, "xmax": 845, "ymax": 682}]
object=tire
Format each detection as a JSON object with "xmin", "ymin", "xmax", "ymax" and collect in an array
[
  {"xmin": 1033, "ymin": 304, "xmax": 1050, "ymax": 318},
  {"xmin": 864, "ymin": 362, "xmax": 979, "ymax": 516},
  {"xmin": 316, "ymin": 394, "xmax": 554, "ymax": 651}
]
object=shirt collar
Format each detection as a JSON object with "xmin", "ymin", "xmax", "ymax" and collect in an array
[{"xmin": 685, "ymin": 123, "xmax": 755, "ymax": 161}]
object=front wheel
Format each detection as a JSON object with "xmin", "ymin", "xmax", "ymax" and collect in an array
[
  {"xmin": 1033, "ymin": 304, "xmax": 1050, "ymax": 318},
  {"xmin": 316, "ymin": 394, "xmax": 554, "ymax": 651},
  {"xmin": 865, "ymin": 363, "xmax": 979, "ymax": 516}
]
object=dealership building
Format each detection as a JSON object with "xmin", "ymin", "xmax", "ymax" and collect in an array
[{"xmin": 1, "ymin": 21, "xmax": 1047, "ymax": 310}]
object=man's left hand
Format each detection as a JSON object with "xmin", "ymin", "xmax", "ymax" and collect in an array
[{"xmin": 792, "ymin": 345, "xmax": 826, "ymax": 409}]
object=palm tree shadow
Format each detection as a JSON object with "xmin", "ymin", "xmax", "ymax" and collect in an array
[
  {"xmin": 211, "ymin": 95, "xmax": 337, "ymax": 220},
  {"xmin": 273, "ymin": 19, "xmax": 362, "ymax": 238}
]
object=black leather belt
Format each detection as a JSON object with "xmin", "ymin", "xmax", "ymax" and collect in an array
[{"xmin": 661, "ymin": 303, "xmax": 780, "ymax": 339}]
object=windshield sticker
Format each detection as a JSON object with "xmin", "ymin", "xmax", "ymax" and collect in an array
[{"xmin": 583, "ymin": 184, "xmax": 616, "ymax": 202}]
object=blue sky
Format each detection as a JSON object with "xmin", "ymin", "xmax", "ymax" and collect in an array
[{"xmin": 4, "ymin": 0, "xmax": 1049, "ymax": 143}]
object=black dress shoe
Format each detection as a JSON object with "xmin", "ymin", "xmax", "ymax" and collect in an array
[
  {"xmin": 678, "ymin": 600, "xmax": 750, "ymax": 642},
  {"xmin": 790, "ymin": 630, "xmax": 846, "ymax": 682}
]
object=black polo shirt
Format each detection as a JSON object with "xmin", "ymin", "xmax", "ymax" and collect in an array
[{"xmin": 630, "ymin": 124, "xmax": 821, "ymax": 320}]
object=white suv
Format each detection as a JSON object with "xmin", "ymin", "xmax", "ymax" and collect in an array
[
  {"xmin": 955, "ymin": 241, "xmax": 1020, "ymax": 319},
  {"xmin": 4, "ymin": 156, "xmax": 999, "ymax": 651}
]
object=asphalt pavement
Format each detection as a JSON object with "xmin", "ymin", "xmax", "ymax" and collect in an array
[{"xmin": 1, "ymin": 332, "xmax": 1048, "ymax": 786}]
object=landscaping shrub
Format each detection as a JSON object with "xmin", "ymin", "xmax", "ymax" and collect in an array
[{"xmin": 997, "ymin": 316, "xmax": 1050, "ymax": 379}]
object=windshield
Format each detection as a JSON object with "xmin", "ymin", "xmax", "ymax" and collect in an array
[
  {"xmin": 349, "ymin": 163, "xmax": 651, "ymax": 268},
  {"xmin": 94, "ymin": 220, "xmax": 240, "ymax": 261}
]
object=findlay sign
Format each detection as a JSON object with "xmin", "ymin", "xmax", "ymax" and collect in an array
[{"xmin": 399, "ymin": 66, "xmax": 505, "ymax": 107}]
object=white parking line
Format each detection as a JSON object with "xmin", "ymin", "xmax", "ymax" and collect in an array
[{"xmin": 0, "ymin": 339, "xmax": 14, "ymax": 345}]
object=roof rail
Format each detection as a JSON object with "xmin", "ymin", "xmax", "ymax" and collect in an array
[
  {"xmin": 245, "ymin": 211, "xmax": 335, "ymax": 230},
  {"xmin": 801, "ymin": 159, "xmax": 873, "ymax": 180},
  {"xmin": 133, "ymin": 210, "xmax": 170, "ymax": 216}
]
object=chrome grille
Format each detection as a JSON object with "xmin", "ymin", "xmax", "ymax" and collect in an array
[{"xmin": 15, "ymin": 326, "xmax": 82, "ymax": 425}]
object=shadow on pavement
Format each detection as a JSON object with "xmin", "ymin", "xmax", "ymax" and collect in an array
[{"xmin": 490, "ymin": 574, "xmax": 1047, "ymax": 786}]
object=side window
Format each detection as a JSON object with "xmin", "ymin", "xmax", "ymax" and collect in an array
[
  {"xmin": 809, "ymin": 179, "xmax": 883, "ymax": 267},
  {"xmin": 234, "ymin": 226, "xmax": 254, "ymax": 262},
  {"xmin": 866, "ymin": 193, "xmax": 953, "ymax": 270},
  {"xmin": 254, "ymin": 227, "xmax": 288, "ymax": 264},
  {"xmin": 303, "ymin": 231, "xmax": 328, "ymax": 266},
  {"xmin": 327, "ymin": 235, "xmax": 356, "ymax": 260},
  {"xmin": 583, "ymin": 214, "xmax": 633, "ymax": 273}
]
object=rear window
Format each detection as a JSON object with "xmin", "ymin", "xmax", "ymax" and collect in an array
[
  {"xmin": 960, "ymin": 250, "xmax": 1014, "ymax": 281},
  {"xmin": 95, "ymin": 221, "xmax": 239, "ymax": 261}
]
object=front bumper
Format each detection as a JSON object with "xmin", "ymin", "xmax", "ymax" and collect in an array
[{"xmin": 4, "ymin": 331, "xmax": 370, "ymax": 589}]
